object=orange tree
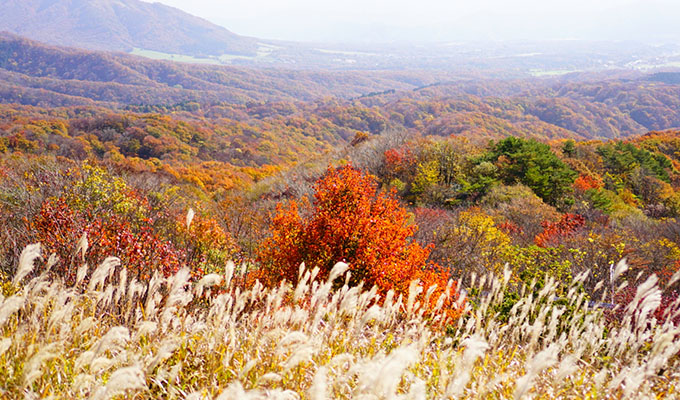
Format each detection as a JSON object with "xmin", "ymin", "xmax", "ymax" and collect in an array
[{"xmin": 257, "ymin": 164, "xmax": 458, "ymax": 315}]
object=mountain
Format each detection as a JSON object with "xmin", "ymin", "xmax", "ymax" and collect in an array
[
  {"xmin": 3, "ymin": 33, "xmax": 680, "ymax": 142},
  {"xmin": 0, "ymin": 33, "xmax": 454, "ymax": 106},
  {"xmin": 0, "ymin": 0, "xmax": 258, "ymax": 56}
]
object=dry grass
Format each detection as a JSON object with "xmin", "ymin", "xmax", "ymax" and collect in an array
[{"xmin": 1, "ymin": 245, "xmax": 679, "ymax": 399}]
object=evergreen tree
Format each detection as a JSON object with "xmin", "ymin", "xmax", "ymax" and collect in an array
[{"xmin": 481, "ymin": 137, "xmax": 577, "ymax": 207}]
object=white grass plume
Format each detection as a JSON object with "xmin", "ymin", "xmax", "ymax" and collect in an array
[
  {"xmin": 88, "ymin": 257, "xmax": 121, "ymax": 291},
  {"xmin": 308, "ymin": 366, "xmax": 328, "ymax": 400},
  {"xmin": 13, "ymin": 243, "xmax": 41, "ymax": 286},
  {"xmin": 91, "ymin": 365, "xmax": 146, "ymax": 400},
  {"xmin": 0, "ymin": 338, "xmax": 11, "ymax": 356},
  {"xmin": 186, "ymin": 207, "xmax": 195, "ymax": 230},
  {"xmin": 446, "ymin": 336, "xmax": 490, "ymax": 398},
  {"xmin": 194, "ymin": 274, "xmax": 223, "ymax": 297},
  {"xmin": 23, "ymin": 342, "xmax": 60, "ymax": 387},
  {"xmin": 75, "ymin": 232, "xmax": 88, "ymax": 262},
  {"xmin": 327, "ymin": 262, "xmax": 349, "ymax": 284},
  {"xmin": 514, "ymin": 344, "xmax": 560, "ymax": 400},
  {"xmin": 76, "ymin": 263, "xmax": 89, "ymax": 286},
  {"xmin": 355, "ymin": 345, "xmax": 420, "ymax": 397},
  {"xmin": 610, "ymin": 258, "xmax": 628, "ymax": 285},
  {"xmin": 0, "ymin": 295, "xmax": 25, "ymax": 326}
]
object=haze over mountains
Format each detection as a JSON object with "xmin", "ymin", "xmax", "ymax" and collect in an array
[
  {"xmin": 152, "ymin": 0, "xmax": 680, "ymax": 44},
  {"xmin": 2, "ymin": 0, "xmax": 680, "ymax": 72},
  {"xmin": 0, "ymin": 32, "xmax": 464, "ymax": 105}
]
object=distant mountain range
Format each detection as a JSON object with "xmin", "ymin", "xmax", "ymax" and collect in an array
[
  {"xmin": 2, "ymin": 0, "xmax": 679, "ymax": 73},
  {"xmin": 3, "ymin": 33, "xmax": 680, "ymax": 142},
  {"xmin": 0, "ymin": 33, "xmax": 456, "ymax": 106},
  {"xmin": 0, "ymin": 0, "xmax": 258, "ymax": 56}
]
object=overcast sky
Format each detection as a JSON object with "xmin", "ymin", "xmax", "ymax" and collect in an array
[{"xmin": 149, "ymin": 0, "xmax": 680, "ymax": 43}]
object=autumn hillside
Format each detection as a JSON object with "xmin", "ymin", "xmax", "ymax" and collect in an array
[
  {"xmin": 2, "ymin": 125, "xmax": 680, "ymax": 397},
  {"xmin": 2, "ymin": 29, "xmax": 680, "ymax": 399}
]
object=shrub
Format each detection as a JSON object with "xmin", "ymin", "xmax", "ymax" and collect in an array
[
  {"xmin": 535, "ymin": 213, "xmax": 586, "ymax": 248},
  {"xmin": 29, "ymin": 197, "xmax": 184, "ymax": 283}
]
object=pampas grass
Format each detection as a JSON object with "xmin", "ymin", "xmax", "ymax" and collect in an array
[
  {"xmin": 12, "ymin": 243, "xmax": 41, "ymax": 286},
  {"xmin": 1, "ymin": 246, "xmax": 679, "ymax": 398}
]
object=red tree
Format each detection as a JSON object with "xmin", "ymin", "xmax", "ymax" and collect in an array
[
  {"xmin": 257, "ymin": 165, "xmax": 458, "ymax": 315},
  {"xmin": 573, "ymin": 174, "xmax": 602, "ymax": 193}
]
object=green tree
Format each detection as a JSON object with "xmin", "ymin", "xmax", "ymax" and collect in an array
[
  {"xmin": 481, "ymin": 137, "xmax": 577, "ymax": 207},
  {"xmin": 562, "ymin": 140, "xmax": 576, "ymax": 157},
  {"xmin": 597, "ymin": 141, "xmax": 673, "ymax": 183}
]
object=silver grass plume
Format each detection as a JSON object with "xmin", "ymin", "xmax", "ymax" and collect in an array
[
  {"xmin": 308, "ymin": 366, "xmax": 328, "ymax": 400},
  {"xmin": 75, "ymin": 232, "xmax": 88, "ymax": 262},
  {"xmin": 513, "ymin": 344, "xmax": 560, "ymax": 399},
  {"xmin": 76, "ymin": 263, "xmax": 89, "ymax": 286},
  {"xmin": 327, "ymin": 262, "xmax": 349, "ymax": 283},
  {"xmin": 91, "ymin": 365, "xmax": 146, "ymax": 400},
  {"xmin": 44, "ymin": 253, "xmax": 59, "ymax": 275},
  {"xmin": 0, "ymin": 295, "xmax": 25, "ymax": 326},
  {"xmin": 194, "ymin": 274, "xmax": 223, "ymax": 297},
  {"xmin": 406, "ymin": 279, "xmax": 422, "ymax": 315},
  {"xmin": 186, "ymin": 207, "xmax": 195, "ymax": 230},
  {"xmin": 23, "ymin": 343, "xmax": 60, "ymax": 387},
  {"xmin": 0, "ymin": 337, "xmax": 10, "ymax": 358},
  {"xmin": 610, "ymin": 258, "xmax": 629, "ymax": 284},
  {"xmin": 216, "ymin": 381, "xmax": 255, "ymax": 400},
  {"xmin": 92, "ymin": 326, "xmax": 130, "ymax": 358},
  {"xmin": 13, "ymin": 243, "xmax": 41, "ymax": 286},
  {"xmin": 668, "ymin": 269, "xmax": 680, "ymax": 288},
  {"xmin": 446, "ymin": 336, "xmax": 489, "ymax": 398},
  {"xmin": 224, "ymin": 261, "xmax": 235, "ymax": 288},
  {"xmin": 88, "ymin": 257, "xmax": 121, "ymax": 291}
]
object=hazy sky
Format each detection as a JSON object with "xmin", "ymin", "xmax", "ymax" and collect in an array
[{"xmin": 149, "ymin": 0, "xmax": 680, "ymax": 43}]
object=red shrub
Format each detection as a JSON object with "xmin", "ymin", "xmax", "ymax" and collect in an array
[
  {"xmin": 535, "ymin": 213, "xmax": 586, "ymax": 247},
  {"xmin": 30, "ymin": 197, "xmax": 184, "ymax": 284},
  {"xmin": 383, "ymin": 147, "xmax": 416, "ymax": 178}
]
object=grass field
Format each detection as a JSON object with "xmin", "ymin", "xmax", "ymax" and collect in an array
[
  {"xmin": 129, "ymin": 44, "xmax": 280, "ymax": 66},
  {"xmin": 1, "ymin": 244, "xmax": 679, "ymax": 399}
]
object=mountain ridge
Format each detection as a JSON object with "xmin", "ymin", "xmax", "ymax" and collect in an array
[{"xmin": 0, "ymin": 0, "xmax": 258, "ymax": 56}]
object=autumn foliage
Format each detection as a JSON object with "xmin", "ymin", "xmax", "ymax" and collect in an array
[
  {"xmin": 534, "ymin": 213, "xmax": 586, "ymax": 248},
  {"xmin": 175, "ymin": 213, "xmax": 239, "ymax": 277},
  {"xmin": 573, "ymin": 174, "xmax": 603, "ymax": 193},
  {"xmin": 257, "ymin": 165, "xmax": 457, "ymax": 313},
  {"xmin": 29, "ymin": 197, "xmax": 184, "ymax": 283},
  {"xmin": 9, "ymin": 161, "xmax": 241, "ymax": 284},
  {"xmin": 383, "ymin": 146, "xmax": 416, "ymax": 178}
]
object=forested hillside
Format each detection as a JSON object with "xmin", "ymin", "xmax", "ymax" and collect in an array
[
  {"xmin": 3, "ymin": 34, "xmax": 680, "ymax": 144},
  {"xmin": 3, "ymin": 97, "xmax": 680, "ymax": 292},
  {"xmin": 0, "ymin": 34, "xmax": 454, "ymax": 105}
]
